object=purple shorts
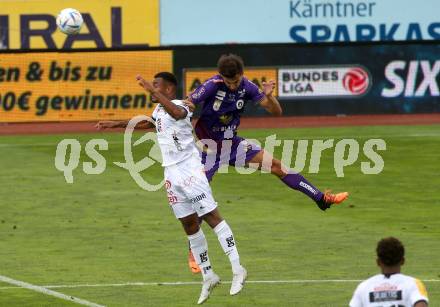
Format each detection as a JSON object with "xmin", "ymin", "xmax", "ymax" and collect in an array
[{"xmin": 200, "ymin": 136, "xmax": 261, "ymax": 182}]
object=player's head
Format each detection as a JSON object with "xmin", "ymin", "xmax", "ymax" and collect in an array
[
  {"xmin": 217, "ymin": 54, "xmax": 244, "ymax": 91},
  {"xmin": 376, "ymin": 237, "xmax": 405, "ymax": 272},
  {"xmin": 152, "ymin": 72, "xmax": 178, "ymax": 102}
]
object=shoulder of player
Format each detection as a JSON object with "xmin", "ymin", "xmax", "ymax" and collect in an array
[
  {"xmin": 359, "ymin": 274, "xmax": 382, "ymax": 288},
  {"xmin": 203, "ymin": 75, "xmax": 224, "ymax": 86},
  {"xmin": 406, "ymin": 275, "xmax": 427, "ymax": 289},
  {"xmin": 242, "ymin": 76, "xmax": 257, "ymax": 86}
]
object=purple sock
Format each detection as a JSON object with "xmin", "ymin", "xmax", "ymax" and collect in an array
[{"xmin": 281, "ymin": 173, "xmax": 323, "ymax": 202}]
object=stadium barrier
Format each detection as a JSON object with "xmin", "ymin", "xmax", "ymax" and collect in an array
[
  {"xmin": 0, "ymin": 50, "xmax": 171, "ymax": 122},
  {"xmin": 173, "ymin": 41, "xmax": 440, "ymax": 116},
  {"xmin": 1, "ymin": 42, "xmax": 439, "ymax": 122}
]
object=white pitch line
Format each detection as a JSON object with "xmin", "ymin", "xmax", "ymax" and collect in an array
[
  {"xmin": 1, "ymin": 279, "xmax": 439, "ymax": 290},
  {"xmin": 0, "ymin": 275, "xmax": 105, "ymax": 307}
]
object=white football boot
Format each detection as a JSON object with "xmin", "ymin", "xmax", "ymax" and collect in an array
[
  {"xmin": 230, "ymin": 266, "xmax": 247, "ymax": 295},
  {"xmin": 197, "ymin": 273, "xmax": 221, "ymax": 304}
]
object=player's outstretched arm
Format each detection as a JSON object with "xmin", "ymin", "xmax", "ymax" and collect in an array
[
  {"xmin": 95, "ymin": 120, "xmax": 154, "ymax": 130},
  {"xmin": 95, "ymin": 120, "xmax": 128, "ymax": 129},
  {"xmin": 259, "ymin": 80, "xmax": 283, "ymax": 116},
  {"xmin": 136, "ymin": 75, "xmax": 187, "ymax": 120}
]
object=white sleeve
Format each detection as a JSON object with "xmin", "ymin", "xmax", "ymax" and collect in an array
[
  {"xmin": 349, "ymin": 284, "xmax": 363, "ymax": 307},
  {"xmin": 410, "ymin": 278, "xmax": 429, "ymax": 306},
  {"xmin": 172, "ymin": 100, "xmax": 192, "ymax": 118}
]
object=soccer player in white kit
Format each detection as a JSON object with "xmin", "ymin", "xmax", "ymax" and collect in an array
[
  {"xmin": 96, "ymin": 72, "xmax": 247, "ymax": 304},
  {"xmin": 349, "ymin": 237, "xmax": 428, "ymax": 307}
]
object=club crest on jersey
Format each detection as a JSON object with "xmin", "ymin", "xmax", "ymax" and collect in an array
[
  {"xmin": 238, "ymin": 89, "xmax": 246, "ymax": 98},
  {"xmin": 236, "ymin": 99, "xmax": 244, "ymax": 109}
]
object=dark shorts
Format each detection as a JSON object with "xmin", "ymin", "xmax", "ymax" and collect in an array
[{"xmin": 200, "ymin": 136, "xmax": 261, "ymax": 182}]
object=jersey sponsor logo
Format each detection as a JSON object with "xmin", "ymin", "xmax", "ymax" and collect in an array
[
  {"xmin": 219, "ymin": 114, "xmax": 233, "ymax": 125},
  {"xmin": 369, "ymin": 290, "xmax": 402, "ymax": 303},
  {"xmin": 172, "ymin": 131, "xmax": 183, "ymax": 151},
  {"xmin": 156, "ymin": 118, "xmax": 162, "ymax": 132},
  {"xmin": 190, "ymin": 193, "xmax": 206, "ymax": 203},
  {"xmin": 299, "ymin": 181, "xmax": 317, "ymax": 195},
  {"xmin": 212, "ymin": 124, "xmax": 237, "ymax": 133}
]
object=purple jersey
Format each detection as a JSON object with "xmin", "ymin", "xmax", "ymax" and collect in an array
[{"xmin": 190, "ymin": 75, "xmax": 264, "ymax": 141}]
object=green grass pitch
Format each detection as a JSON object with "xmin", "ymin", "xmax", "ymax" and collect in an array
[{"xmin": 0, "ymin": 125, "xmax": 439, "ymax": 306}]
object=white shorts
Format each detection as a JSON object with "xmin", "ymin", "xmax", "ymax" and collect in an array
[{"xmin": 164, "ymin": 154, "xmax": 217, "ymax": 219}]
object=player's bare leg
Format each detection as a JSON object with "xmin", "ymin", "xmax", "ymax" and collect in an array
[
  {"xmin": 180, "ymin": 213, "xmax": 220, "ymax": 304},
  {"xmin": 247, "ymin": 149, "xmax": 348, "ymax": 211},
  {"xmin": 202, "ymin": 209, "xmax": 247, "ymax": 296}
]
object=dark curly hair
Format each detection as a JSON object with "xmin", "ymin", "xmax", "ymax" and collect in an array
[
  {"xmin": 217, "ymin": 54, "xmax": 244, "ymax": 78},
  {"xmin": 154, "ymin": 72, "xmax": 178, "ymax": 87},
  {"xmin": 376, "ymin": 237, "xmax": 405, "ymax": 266}
]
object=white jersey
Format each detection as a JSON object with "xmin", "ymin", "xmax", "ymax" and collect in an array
[
  {"xmin": 350, "ymin": 273, "xmax": 428, "ymax": 307},
  {"xmin": 151, "ymin": 99, "xmax": 199, "ymax": 167}
]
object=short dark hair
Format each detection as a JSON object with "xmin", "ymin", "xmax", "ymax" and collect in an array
[
  {"xmin": 376, "ymin": 237, "xmax": 405, "ymax": 266},
  {"xmin": 154, "ymin": 72, "xmax": 178, "ymax": 87},
  {"xmin": 217, "ymin": 54, "xmax": 244, "ymax": 78}
]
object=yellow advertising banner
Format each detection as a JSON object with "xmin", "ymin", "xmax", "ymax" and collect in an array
[
  {"xmin": 0, "ymin": 0, "xmax": 159, "ymax": 50},
  {"xmin": 183, "ymin": 68, "xmax": 278, "ymax": 97},
  {"xmin": 0, "ymin": 50, "xmax": 172, "ymax": 122}
]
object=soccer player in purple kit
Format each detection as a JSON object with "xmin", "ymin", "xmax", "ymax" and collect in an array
[
  {"xmin": 187, "ymin": 53, "xmax": 349, "ymax": 210},
  {"xmin": 185, "ymin": 53, "xmax": 349, "ymax": 274}
]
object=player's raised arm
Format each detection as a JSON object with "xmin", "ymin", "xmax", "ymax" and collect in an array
[
  {"xmin": 136, "ymin": 75, "xmax": 187, "ymax": 120},
  {"xmin": 259, "ymin": 80, "xmax": 283, "ymax": 116}
]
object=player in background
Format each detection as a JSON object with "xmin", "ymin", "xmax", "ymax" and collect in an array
[
  {"xmin": 349, "ymin": 237, "xmax": 428, "ymax": 307},
  {"xmin": 185, "ymin": 54, "xmax": 348, "ymax": 271},
  {"xmin": 96, "ymin": 72, "xmax": 247, "ymax": 304}
]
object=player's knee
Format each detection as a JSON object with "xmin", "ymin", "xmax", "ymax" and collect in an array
[
  {"xmin": 271, "ymin": 160, "xmax": 285, "ymax": 177},
  {"xmin": 203, "ymin": 210, "xmax": 223, "ymax": 229},
  {"xmin": 180, "ymin": 216, "xmax": 200, "ymax": 235},
  {"xmin": 184, "ymin": 223, "xmax": 200, "ymax": 235}
]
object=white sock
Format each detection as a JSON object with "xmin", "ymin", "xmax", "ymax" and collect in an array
[
  {"xmin": 213, "ymin": 220, "xmax": 242, "ymax": 274},
  {"xmin": 188, "ymin": 229, "xmax": 214, "ymax": 281}
]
